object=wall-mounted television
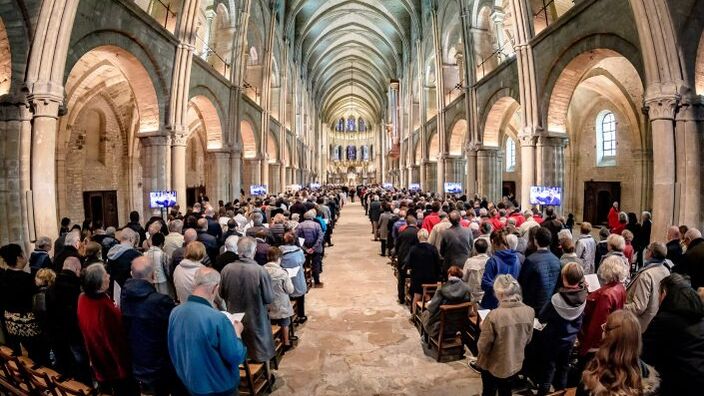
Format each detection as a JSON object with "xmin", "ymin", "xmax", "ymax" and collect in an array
[
  {"xmin": 409, "ymin": 183, "xmax": 421, "ymax": 192},
  {"xmin": 149, "ymin": 191, "xmax": 177, "ymax": 209},
  {"xmin": 309, "ymin": 183, "xmax": 321, "ymax": 190},
  {"xmin": 444, "ymin": 182, "xmax": 462, "ymax": 194},
  {"xmin": 382, "ymin": 183, "xmax": 393, "ymax": 190},
  {"xmin": 250, "ymin": 185, "xmax": 268, "ymax": 197},
  {"xmin": 530, "ymin": 186, "xmax": 562, "ymax": 206}
]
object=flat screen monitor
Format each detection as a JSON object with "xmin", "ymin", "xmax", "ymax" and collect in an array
[
  {"xmin": 382, "ymin": 183, "xmax": 393, "ymax": 190},
  {"xmin": 530, "ymin": 186, "xmax": 562, "ymax": 206},
  {"xmin": 309, "ymin": 183, "xmax": 321, "ymax": 190},
  {"xmin": 444, "ymin": 182, "xmax": 463, "ymax": 194},
  {"xmin": 250, "ymin": 184, "xmax": 268, "ymax": 197},
  {"xmin": 287, "ymin": 184, "xmax": 302, "ymax": 191},
  {"xmin": 149, "ymin": 191, "xmax": 177, "ymax": 209},
  {"xmin": 409, "ymin": 183, "xmax": 421, "ymax": 192}
]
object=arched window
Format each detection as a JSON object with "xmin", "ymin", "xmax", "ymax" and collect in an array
[
  {"xmin": 358, "ymin": 117, "xmax": 366, "ymax": 132},
  {"xmin": 337, "ymin": 117, "xmax": 345, "ymax": 131},
  {"xmin": 505, "ymin": 137, "xmax": 516, "ymax": 172},
  {"xmin": 84, "ymin": 109, "xmax": 107, "ymax": 166},
  {"xmin": 596, "ymin": 110, "xmax": 617, "ymax": 166},
  {"xmin": 347, "ymin": 116, "xmax": 356, "ymax": 132}
]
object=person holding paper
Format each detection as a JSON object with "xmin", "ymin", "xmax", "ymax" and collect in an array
[
  {"xmin": 168, "ymin": 268, "xmax": 246, "ymax": 396},
  {"xmin": 475, "ymin": 274, "xmax": 534, "ymax": 396},
  {"xmin": 531, "ymin": 262, "xmax": 587, "ymax": 395},
  {"xmin": 263, "ymin": 247, "xmax": 296, "ymax": 349},
  {"xmin": 280, "ymin": 232, "xmax": 308, "ymax": 323},
  {"xmin": 577, "ymin": 256, "xmax": 627, "ymax": 369}
]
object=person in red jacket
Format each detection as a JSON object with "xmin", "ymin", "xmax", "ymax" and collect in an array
[
  {"xmin": 608, "ymin": 201, "xmax": 620, "ymax": 231},
  {"xmin": 77, "ymin": 263, "xmax": 137, "ymax": 395},
  {"xmin": 421, "ymin": 201, "xmax": 442, "ymax": 232},
  {"xmin": 577, "ymin": 256, "xmax": 627, "ymax": 369}
]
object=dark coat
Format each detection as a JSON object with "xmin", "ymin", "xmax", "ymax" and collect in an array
[
  {"xmin": 29, "ymin": 250, "xmax": 52, "ymax": 275},
  {"xmin": 368, "ymin": 201, "xmax": 382, "ymax": 222},
  {"xmin": 46, "ymin": 270, "xmax": 83, "ymax": 345},
  {"xmin": 439, "ymin": 225, "xmax": 474, "ymax": 272},
  {"xmin": 214, "ymin": 251, "xmax": 239, "ymax": 273},
  {"xmin": 197, "ymin": 231, "xmax": 220, "ymax": 264},
  {"xmin": 642, "ymin": 284, "xmax": 704, "ymax": 395},
  {"xmin": 682, "ymin": 238, "xmax": 704, "ymax": 289},
  {"xmin": 120, "ymin": 279, "xmax": 176, "ymax": 383},
  {"xmin": 542, "ymin": 217, "xmax": 564, "ymax": 256},
  {"xmin": 594, "ymin": 241, "xmax": 609, "ymax": 273},
  {"xmin": 519, "ymin": 250, "xmax": 561, "ymax": 314},
  {"xmin": 289, "ymin": 202, "xmax": 307, "ymax": 218},
  {"xmin": 126, "ymin": 221, "xmax": 147, "ymax": 245},
  {"xmin": 407, "ymin": 243, "xmax": 441, "ymax": 294},
  {"xmin": 666, "ymin": 239, "xmax": 683, "ymax": 270},
  {"xmin": 106, "ymin": 244, "xmax": 142, "ymax": 288},
  {"xmin": 480, "ymin": 249, "xmax": 522, "ymax": 309},
  {"xmin": 254, "ymin": 240, "xmax": 272, "ymax": 266},
  {"xmin": 205, "ymin": 216, "xmax": 223, "ymax": 240},
  {"xmin": 52, "ymin": 245, "xmax": 81, "ymax": 273},
  {"xmin": 395, "ymin": 225, "xmax": 420, "ymax": 268}
]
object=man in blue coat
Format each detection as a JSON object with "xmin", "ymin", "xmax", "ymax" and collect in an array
[
  {"xmin": 519, "ymin": 227, "xmax": 561, "ymax": 314},
  {"xmin": 121, "ymin": 256, "xmax": 182, "ymax": 395},
  {"xmin": 168, "ymin": 267, "xmax": 246, "ymax": 396}
]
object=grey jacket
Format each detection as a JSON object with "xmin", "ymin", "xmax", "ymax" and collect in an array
[
  {"xmin": 264, "ymin": 262, "xmax": 294, "ymax": 319},
  {"xmin": 422, "ymin": 277, "xmax": 471, "ymax": 339},
  {"xmin": 575, "ymin": 234, "xmax": 596, "ymax": 274},
  {"xmin": 440, "ymin": 225, "xmax": 474, "ymax": 271},
  {"xmin": 625, "ymin": 259, "xmax": 671, "ymax": 332},
  {"xmin": 477, "ymin": 300, "xmax": 535, "ymax": 378}
]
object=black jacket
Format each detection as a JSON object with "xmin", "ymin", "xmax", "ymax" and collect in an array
[
  {"xmin": 395, "ymin": 225, "xmax": 419, "ymax": 268},
  {"xmin": 682, "ymin": 238, "xmax": 704, "ymax": 289},
  {"xmin": 52, "ymin": 245, "xmax": 81, "ymax": 273},
  {"xmin": 126, "ymin": 221, "xmax": 147, "ymax": 245},
  {"xmin": 120, "ymin": 279, "xmax": 176, "ymax": 382},
  {"xmin": 46, "ymin": 270, "xmax": 83, "ymax": 344},
  {"xmin": 205, "ymin": 216, "xmax": 223, "ymax": 240},
  {"xmin": 642, "ymin": 283, "xmax": 704, "ymax": 395},
  {"xmin": 368, "ymin": 201, "xmax": 382, "ymax": 222},
  {"xmin": 407, "ymin": 243, "xmax": 441, "ymax": 289},
  {"xmin": 666, "ymin": 239, "xmax": 683, "ymax": 270},
  {"xmin": 106, "ymin": 244, "xmax": 143, "ymax": 288},
  {"xmin": 197, "ymin": 231, "xmax": 220, "ymax": 264},
  {"xmin": 214, "ymin": 251, "xmax": 239, "ymax": 273}
]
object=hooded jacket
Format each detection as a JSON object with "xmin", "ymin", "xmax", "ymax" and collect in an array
[
  {"xmin": 538, "ymin": 284, "xmax": 588, "ymax": 347},
  {"xmin": 29, "ymin": 250, "xmax": 52, "ymax": 275},
  {"xmin": 280, "ymin": 245, "xmax": 307, "ymax": 297},
  {"xmin": 120, "ymin": 278, "xmax": 176, "ymax": 382},
  {"xmin": 480, "ymin": 249, "xmax": 521, "ymax": 309},
  {"xmin": 263, "ymin": 262, "xmax": 294, "ymax": 319},
  {"xmin": 106, "ymin": 243, "xmax": 142, "ymax": 288},
  {"xmin": 173, "ymin": 259, "xmax": 205, "ymax": 303},
  {"xmin": 642, "ymin": 283, "xmax": 704, "ymax": 395},
  {"xmin": 422, "ymin": 277, "xmax": 471, "ymax": 339}
]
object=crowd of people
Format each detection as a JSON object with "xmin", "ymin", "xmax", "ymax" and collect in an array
[
  {"xmin": 0, "ymin": 186, "xmax": 347, "ymax": 395},
  {"xmin": 359, "ymin": 186, "xmax": 704, "ymax": 396}
]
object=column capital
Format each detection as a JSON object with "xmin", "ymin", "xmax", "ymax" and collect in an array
[
  {"xmin": 644, "ymin": 95, "xmax": 680, "ymax": 121},
  {"xmin": 27, "ymin": 93, "xmax": 63, "ymax": 118},
  {"xmin": 139, "ymin": 132, "xmax": 171, "ymax": 147},
  {"xmin": 675, "ymin": 101, "xmax": 704, "ymax": 122}
]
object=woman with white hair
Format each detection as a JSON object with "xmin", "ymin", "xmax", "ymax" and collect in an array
[
  {"xmin": 475, "ymin": 274, "xmax": 535, "ymax": 395},
  {"xmin": 598, "ymin": 234, "xmax": 631, "ymax": 283},
  {"xmin": 577, "ymin": 255, "xmax": 627, "ymax": 366}
]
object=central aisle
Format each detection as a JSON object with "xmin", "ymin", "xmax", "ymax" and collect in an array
[{"xmin": 272, "ymin": 202, "xmax": 482, "ymax": 395}]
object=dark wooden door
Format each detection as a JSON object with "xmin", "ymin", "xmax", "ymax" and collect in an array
[
  {"xmin": 502, "ymin": 181, "xmax": 516, "ymax": 199},
  {"xmin": 186, "ymin": 186, "xmax": 206, "ymax": 207},
  {"xmin": 83, "ymin": 190, "xmax": 118, "ymax": 228},
  {"xmin": 583, "ymin": 182, "xmax": 621, "ymax": 226}
]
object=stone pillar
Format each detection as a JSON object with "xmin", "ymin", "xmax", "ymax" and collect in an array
[
  {"xmin": 519, "ymin": 136, "xmax": 536, "ymax": 210},
  {"xmin": 231, "ymin": 145, "xmax": 242, "ymax": 199},
  {"xmin": 171, "ymin": 133, "xmax": 187, "ymax": 209},
  {"xmin": 139, "ymin": 133, "xmax": 171, "ymax": 216},
  {"xmin": 465, "ymin": 145, "xmax": 478, "ymax": 195},
  {"xmin": 28, "ymin": 96, "xmax": 62, "ymax": 242},
  {"xmin": 209, "ymin": 149, "xmax": 231, "ymax": 202},
  {"xmin": 647, "ymin": 96, "xmax": 678, "ymax": 242},
  {"xmin": 477, "ymin": 148, "xmax": 500, "ymax": 201},
  {"xmin": 675, "ymin": 102, "xmax": 704, "ymax": 229}
]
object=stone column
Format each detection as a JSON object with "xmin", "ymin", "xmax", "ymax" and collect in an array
[
  {"xmin": 28, "ymin": 95, "xmax": 62, "ymax": 242},
  {"xmin": 171, "ymin": 133, "xmax": 187, "ymax": 209},
  {"xmin": 209, "ymin": 148, "xmax": 231, "ymax": 202},
  {"xmin": 140, "ymin": 133, "xmax": 171, "ymax": 216},
  {"xmin": 519, "ymin": 135, "xmax": 536, "ymax": 210},
  {"xmin": 647, "ymin": 96, "xmax": 678, "ymax": 242},
  {"xmin": 674, "ymin": 102, "xmax": 704, "ymax": 229},
  {"xmin": 477, "ymin": 148, "xmax": 500, "ymax": 201},
  {"xmin": 231, "ymin": 145, "xmax": 242, "ymax": 199},
  {"xmin": 465, "ymin": 144, "xmax": 478, "ymax": 195}
]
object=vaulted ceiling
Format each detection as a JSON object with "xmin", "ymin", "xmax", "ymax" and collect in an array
[{"xmin": 285, "ymin": 0, "xmax": 420, "ymax": 126}]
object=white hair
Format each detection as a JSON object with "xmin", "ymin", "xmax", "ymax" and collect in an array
[
  {"xmin": 35, "ymin": 236, "xmax": 52, "ymax": 251},
  {"xmin": 193, "ymin": 267, "xmax": 221, "ymax": 288},
  {"xmin": 607, "ymin": 234, "xmax": 625, "ymax": 252},
  {"xmin": 119, "ymin": 227, "xmax": 138, "ymax": 245},
  {"xmin": 224, "ymin": 235, "xmax": 239, "ymax": 253},
  {"xmin": 493, "ymin": 274, "xmax": 522, "ymax": 303},
  {"xmin": 685, "ymin": 228, "xmax": 702, "ymax": 241},
  {"xmin": 64, "ymin": 230, "xmax": 81, "ymax": 248},
  {"xmin": 557, "ymin": 229, "xmax": 572, "ymax": 242},
  {"xmin": 304, "ymin": 209, "xmax": 317, "ymax": 220},
  {"xmin": 506, "ymin": 234, "xmax": 518, "ymax": 250},
  {"xmin": 237, "ymin": 237, "xmax": 257, "ymax": 259},
  {"xmin": 598, "ymin": 255, "xmax": 627, "ymax": 284}
]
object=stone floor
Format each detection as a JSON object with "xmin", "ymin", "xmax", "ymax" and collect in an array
[{"xmin": 271, "ymin": 201, "xmax": 482, "ymax": 395}]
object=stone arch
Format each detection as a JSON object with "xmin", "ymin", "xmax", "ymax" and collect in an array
[
  {"xmin": 696, "ymin": 31, "xmax": 704, "ymax": 96},
  {"xmin": 187, "ymin": 95, "xmax": 224, "ymax": 149},
  {"xmin": 428, "ymin": 131, "xmax": 439, "ymax": 161},
  {"xmin": 267, "ymin": 130, "xmax": 279, "ymax": 163},
  {"xmin": 483, "ymin": 96, "xmax": 521, "ymax": 147},
  {"xmin": 0, "ymin": 4, "xmax": 31, "ymax": 96},
  {"xmin": 448, "ymin": 119, "xmax": 467, "ymax": 156},
  {"xmin": 541, "ymin": 34, "xmax": 643, "ymax": 133},
  {"xmin": 65, "ymin": 44, "xmax": 162, "ymax": 134},
  {"xmin": 0, "ymin": 17, "xmax": 10, "ymax": 96},
  {"xmin": 240, "ymin": 119, "xmax": 258, "ymax": 159}
]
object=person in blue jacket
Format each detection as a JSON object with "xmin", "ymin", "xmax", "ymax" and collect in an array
[
  {"xmin": 519, "ymin": 227, "xmax": 562, "ymax": 314},
  {"xmin": 481, "ymin": 229, "xmax": 522, "ymax": 309},
  {"xmin": 168, "ymin": 267, "xmax": 246, "ymax": 396}
]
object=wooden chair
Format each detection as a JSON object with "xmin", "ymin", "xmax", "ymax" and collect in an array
[
  {"xmin": 427, "ymin": 302, "xmax": 473, "ymax": 362},
  {"xmin": 0, "ymin": 346, "xmax": 32, "ymax": 394},
  {"xmin": 270, "ymin": 324, "xmax": 284, "ymax": 370},
  {"xmin": 546, "ymin": 389, "xmax": 577, "ymax": 396},
  {"xmin": 21, "ymin": 362, "xmax": 62, "ymax": 396},
  {"xmin": 53, "ymin": 379, "xmax": 94, "ymax": 396},
  {"xmin": 0, "ymin": 347, "xmax": 25, "ymax": 396},
  {"xmin": 413, "ymin": 283, "xmax": 440, "ymax": 332},
  {"xmin": 238, "ymin": 360, "xmax": 270, "ymax": 396}
]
